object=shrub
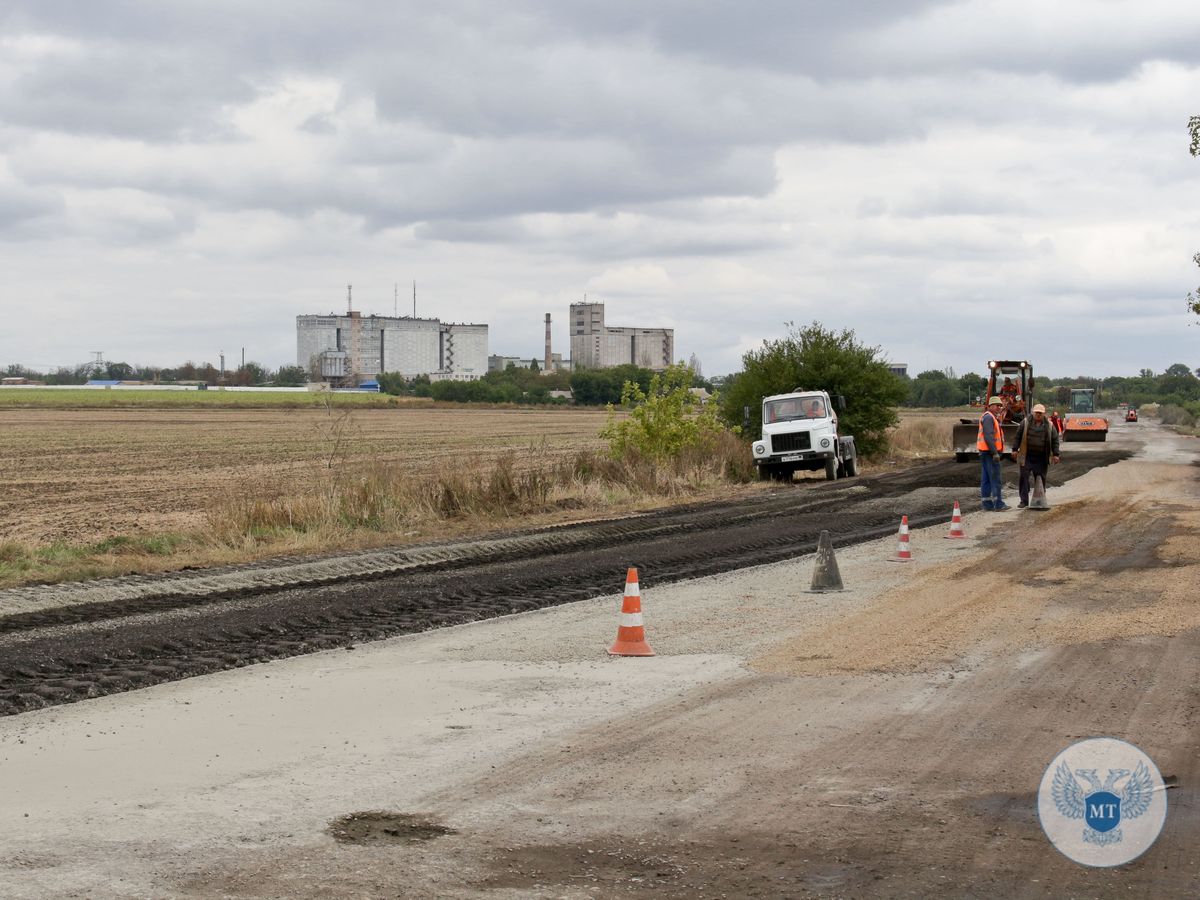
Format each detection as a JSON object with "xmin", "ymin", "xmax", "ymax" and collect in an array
[{"xmin": 601, "ymin": 363, "xmax": 730, "ymax": 463}]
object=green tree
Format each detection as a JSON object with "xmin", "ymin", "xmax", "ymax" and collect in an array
[
  {"xmin": 1156, "ymin": 366, "xmax": 1200, "ymax": 402},
  {"xmin": 273, "ymin": 365, "xmax": 308, "ymax": 386},
  {"xmin": 570, "ymin": 365, "xmax": 652, "ymax": 405},
  {"xmin": 958, "ymin": 372, "xmax": 986, "ymax": 403},
  {"xmin": 720, "ymin": 322, "xmax": 908, "ymax": 457},
  {"xmin": 910, "ymin": 372, "xmax": 962, "ymax": 407},
  {"xmin": 601, "ymin": 363, "xmax": 727, "ymax": 462}
]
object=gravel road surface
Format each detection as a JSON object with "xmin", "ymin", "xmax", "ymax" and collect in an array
[{"xmin": 0, "ymin": 417, "xmax": 1194, "ymax": 898}]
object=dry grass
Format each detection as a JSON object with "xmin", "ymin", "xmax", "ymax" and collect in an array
[
  {"xmin": 885, "ymin": 411, "xmax": 960, "ymax": 459},
  {"xmin": 0, "ymin": 403, "xmax": 949, "ymax": 588},
  {"xmin": 0, "ymin": 405, "xmax": 758, "ymax": 587}
]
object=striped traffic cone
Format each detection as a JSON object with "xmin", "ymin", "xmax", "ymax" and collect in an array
[
  {"xmin": 889, "ymin": 515, "xmax": 912, "ymax": 563},
  {"xmin": 608, "ymin": 567, "xmax": 655, "ymax": 657},
  {"xmin": 944, "ymin": 501, "xmax": 967, "ymax": 539}
]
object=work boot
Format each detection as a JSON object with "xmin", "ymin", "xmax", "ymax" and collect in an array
[
  {"xmin": 993, "ymin": 503, "xmax": 1012, "ymax": 512},
  {"xmin": 981, "ymin": 500, "xmax": 995, "ymax": 511},
  {"xmin": 1018, "ymin": 501, "xmax": 1029, "ymax": 509}
]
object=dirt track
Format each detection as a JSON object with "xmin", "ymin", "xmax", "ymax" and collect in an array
[
  {"xmin": 0, "ymin": 417, "xmax": 1196, "ymax": 898},
  {"xmin": 0, "ymin": 449, "xmax": 1127, "ymax": 716}
]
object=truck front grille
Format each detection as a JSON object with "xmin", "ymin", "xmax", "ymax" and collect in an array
[{"xmin": 772, "ymin": 432, "xmax": 811, "ymax": 453}]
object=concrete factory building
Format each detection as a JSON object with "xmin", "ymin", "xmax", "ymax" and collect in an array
[
  {"xmin": 569, "ymin": 301, "xmax": 673, "ymax": 371},
  {"xmin": 297, "ymin": 311, "xmax": 488, "ymax": 385}
]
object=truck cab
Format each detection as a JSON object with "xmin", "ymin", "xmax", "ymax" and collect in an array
[{"xmin": 751, "ymin": 390, "xmax": 857, "ymax": 482}]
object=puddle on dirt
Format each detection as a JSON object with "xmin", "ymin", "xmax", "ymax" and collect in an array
[{"xmin": 327, "ymin": 811, "xmax": 457, "ymax": 845}]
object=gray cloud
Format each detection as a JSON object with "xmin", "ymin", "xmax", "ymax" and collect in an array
[{"xmin": 1, "ymin": 1, "xmax": 1198, "ymax": 377}]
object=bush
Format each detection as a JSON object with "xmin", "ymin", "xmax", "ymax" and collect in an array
[
  {"xmin": 601, "ymin": 363, "xmax": 730, "ymax": 463},
  {"xmin": 1158, "ymin": 404, "xmax": 1197, "ymax": 427}
]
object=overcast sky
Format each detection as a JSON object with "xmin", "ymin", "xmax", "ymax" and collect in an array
[{"xmin": 2, "ymin": 1, "xmax": 1198, "ymax": 379}]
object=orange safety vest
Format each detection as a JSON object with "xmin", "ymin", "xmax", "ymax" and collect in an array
[{"xmin": 977, "ymin": 411, "xmax": 1005, "ymax": 452}]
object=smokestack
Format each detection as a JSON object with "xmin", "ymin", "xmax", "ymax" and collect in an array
[{"xmin": 544, "ymin": 313, "xmax": 552, "ymax": 373}]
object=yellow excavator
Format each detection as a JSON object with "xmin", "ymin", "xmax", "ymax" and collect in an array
[{"xmin": 952, "ymin": 360, "xmax": 1033, "ymax": 461}]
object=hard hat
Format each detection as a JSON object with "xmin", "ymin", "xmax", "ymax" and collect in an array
[{"xmin": 988, "ymin": 396, "xmax": 1004, "ymax": 405}]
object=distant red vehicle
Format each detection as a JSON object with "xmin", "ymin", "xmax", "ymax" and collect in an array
[{"xmin": 1125, "ymin": 408, "xmax": 1138, "ymax": 422}]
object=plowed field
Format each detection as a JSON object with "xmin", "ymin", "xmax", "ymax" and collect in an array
[{"xmin": 0, "ymin": 407, "xmax": 612, "ymax": 545}]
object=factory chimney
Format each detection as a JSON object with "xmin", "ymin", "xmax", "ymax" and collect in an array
[{"xmin": 544, "ymin": 313, "xmax": 552, "ymax": 373}]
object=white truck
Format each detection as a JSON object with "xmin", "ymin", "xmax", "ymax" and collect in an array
[{"xmin": 751, "ymin": 389, "xmax": 858, "ymax": 482}]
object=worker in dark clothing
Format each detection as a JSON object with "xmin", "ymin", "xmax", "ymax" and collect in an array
[
  {"xmin": 1014, "ymin": 403, "xmax": 1061, "ymax": 508},
  {"xmin": 977, "ymin": 396, "xmax": 1011, "ymax": 512}
]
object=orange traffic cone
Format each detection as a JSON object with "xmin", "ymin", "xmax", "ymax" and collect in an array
[
  {"xmin": 608, "ymin": 567, "xmax": 655, "ymax": 657},
  {"xmin": 889, "ymin": 515, "xmax": 912, "ymax": 563},
  {"xmin": 944, "ymin": 501, "xmax": 967, "ymax": 539}
]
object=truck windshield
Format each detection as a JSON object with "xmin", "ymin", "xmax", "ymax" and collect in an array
[{"xmin": 764, "ymin": 398, "xmax": 826, "ymax": 422}]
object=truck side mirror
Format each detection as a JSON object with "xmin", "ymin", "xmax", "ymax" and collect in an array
[{"xmin": 836, "ymin": 395, "xmax": 846, "ymax": 411}]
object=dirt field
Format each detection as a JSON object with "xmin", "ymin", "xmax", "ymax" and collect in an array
[
  {"xmin": 0, "ymin": 405, "xmax": 966, "ymax": 551},
  {"xmin": 0, "ymin": 407, "xmax": 612, "ymax": 546},
  {"xmin": 0, "ymin": 415, "xmax": 1194, "ymax": 897}
]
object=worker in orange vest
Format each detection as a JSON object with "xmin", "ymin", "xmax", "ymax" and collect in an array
[{"xmin": 977, "ymin": 396, "xmax": 1011, "ymax": 511}]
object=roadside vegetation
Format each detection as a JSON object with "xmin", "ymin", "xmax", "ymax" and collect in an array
[
  {"xmin": 7, "ymin": 317, "xmax": 1187, "ymax": 587},
  {"xmin": 901, "ymin": 364, "xmax": 1200, "ymax": 414},
  {"xmin": 719, "ymin": 321, "xmax": 909, "ymax": 457}
]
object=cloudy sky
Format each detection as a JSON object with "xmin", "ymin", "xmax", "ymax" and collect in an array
[{"xmin": 2, "ymin": 1, "xmax": 1198, "ymax": 378}]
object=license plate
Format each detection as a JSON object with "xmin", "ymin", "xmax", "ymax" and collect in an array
[{"xmin": 781, "ymin": 453, "xmax": 803, "ymax": 462}]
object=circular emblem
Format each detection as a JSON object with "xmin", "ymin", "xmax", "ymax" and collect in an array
[{"xmin": 1038, "ymin": 738, "xmax": 1167, "ymax": 867}]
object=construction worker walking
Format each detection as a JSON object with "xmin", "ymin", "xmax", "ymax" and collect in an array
[
  {"xmin": 1014, "ymin": 403, "xmax": 1061, "ymax": 508},
  {"xmin": 977, "ymin": 396, "xmax": 1011, "ymax": 512}
]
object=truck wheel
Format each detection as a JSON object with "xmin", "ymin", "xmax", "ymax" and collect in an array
[
  {"xmin": 844, "ymin": 450, "xmax": 858, "ymax": 477},
  {"xmin": 824, "ymin": 457, "xmax": 838, "ymax": 481},
  {"xmin": 757, "ymin": 466, "xmax": 773, "ymax": 482}
]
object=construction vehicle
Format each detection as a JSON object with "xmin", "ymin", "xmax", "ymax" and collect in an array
[
  {"xmin": 1063, "ymin": 388, "xmax": 1109, "ymax": 441},
  {"xmin": 751, "ymin": 389, "xmax": 858, "ymax": 481},
  {"xmin": 1125, "ymin": 407, "xmax": 1138, "ymax": 423},
  {"xmin": 952, "ymin": 360, "xmax": 1033, "ymax": 461}
]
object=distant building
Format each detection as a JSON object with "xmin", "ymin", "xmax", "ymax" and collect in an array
[
  {"xmin": 569, "ymin": 301, "xmax": 673, "ymax": 371},
  {"xmin": 887, "ymin": 362, "xmax": 908, "ymax": 378},
  {"xmin": 488, "ymin": 353, "xmax": 566, "ymax": 373},
  {"xmin": 297, "ymin": 312, "xmax": 487, "ymax": 385}
]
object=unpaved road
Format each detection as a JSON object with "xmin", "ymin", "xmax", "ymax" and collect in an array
[
  {"xmin": 0, "ymin": 417, "xmax": 1196, "ymax": 897},
  {"xmin": 0, "ymin": 448, "xmax": 1128, "ymax": 717}
]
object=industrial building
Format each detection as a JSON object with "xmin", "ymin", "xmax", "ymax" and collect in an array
[
  {"xmin": 569, "ymin": 301, "xmax": 673, "ymax": 371},
  {"xmin": 297, "ymin": 311, "xmax": 488, "ymax": 385},
  {"xmin": 488, "ymin": 354, "xmax": 565, "ymax": 373}
]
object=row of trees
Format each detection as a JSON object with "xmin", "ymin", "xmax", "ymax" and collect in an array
[
  {"xmin": 902, "ymin": 365, "xmax": 1200, "ymax": 410},
  {"xmin": 2, "ymin": 358, "xmax": 695, "ymax": 405},
  {"xmin": 375, "ymin": 362, "xmax": 675, "ymax": 406},
  {"xmin": 3, "ymin": 361, "xmax": 308, "ymax": 387}
]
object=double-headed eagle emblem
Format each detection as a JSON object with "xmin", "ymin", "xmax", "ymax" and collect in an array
[{"xmin": 1052, "ymin": 760, "xmax": 1154, "ymax": 846}]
